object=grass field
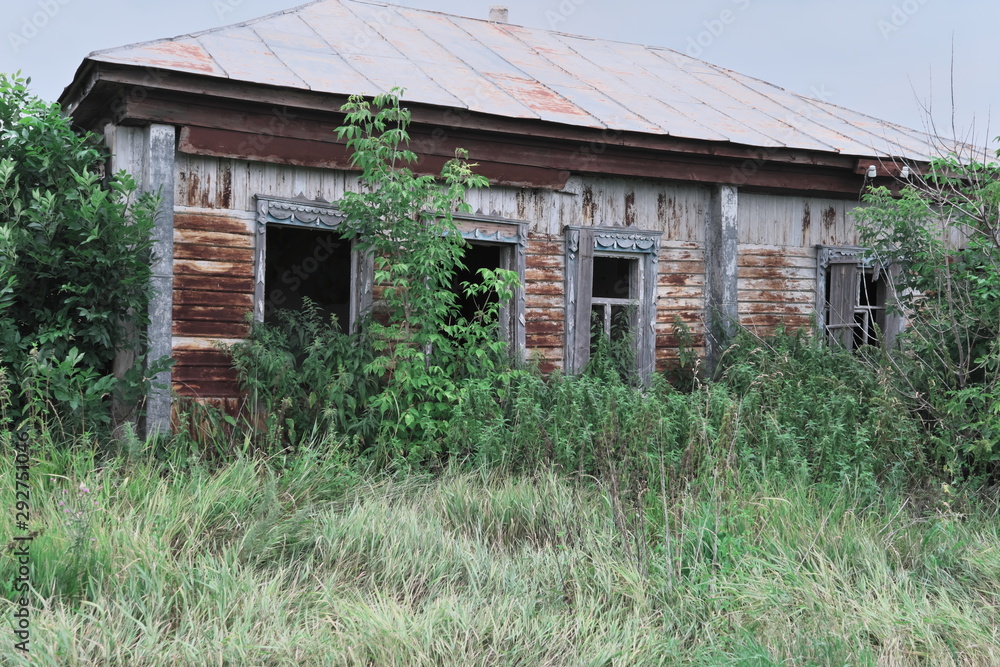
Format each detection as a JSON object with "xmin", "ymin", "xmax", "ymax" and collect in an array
[{"xmin": 2, "ymin": 437, "xmax": 998, "ymax": 666}]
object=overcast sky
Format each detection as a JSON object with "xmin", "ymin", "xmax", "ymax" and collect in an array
[{"xmin": 1, "ymin": 0, "xmax": 996, "ymax": 148}]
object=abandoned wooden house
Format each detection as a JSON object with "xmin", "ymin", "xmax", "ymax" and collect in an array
[{"xmin": 58, "ymin": 0, "xmax": 954, "ymax": 433}]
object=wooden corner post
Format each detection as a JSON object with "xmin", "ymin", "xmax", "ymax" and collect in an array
[
  {"xmin": 705, "ymin": 184, "xmax": 739, "ymax": 373},
  {"xmin": 143, "ymin": 124, "xmax": 176, "ymax": 437}
]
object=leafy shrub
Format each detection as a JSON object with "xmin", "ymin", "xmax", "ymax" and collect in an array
[
  {"xmin": 856, "ymin": 148, "xmax": 1000, "ymax": 476},
  {"xmin": 227, "ymin": 300, "xmax": 378, "ymax": 451},
  {"xmin": 0, "ymin": 73, "xmax": 164, "ymax": 433}
]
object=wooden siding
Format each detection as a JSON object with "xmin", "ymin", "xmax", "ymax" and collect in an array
[
  {"xmin": 174, "ymin": 155, "xmax": 709, "ymax": 240},
  {"xmin": 737, "ymin": 245, "xmax": 817, "ymax": 336},
  {"xmin": 171, "ymin": 210, "xmax": 255, "ymax": 399},
  {"xmin": 525, "ymin": 234, "xmax": 565, "ymax": 373},
  {"xmin": 656, "ymin": 242, "xmax": 706, "ymax": 366},
  {"xmin": 738, "ymin": 193, "xmax": 862, "ymax": 247}
]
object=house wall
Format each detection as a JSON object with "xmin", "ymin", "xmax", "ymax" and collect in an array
[
  {"xmin": 736, "ymin": 194, "xmax": 863, "ymax": 337},
  {"xmin": 165, "ymin": 152, "xmax": 869, "ymax": 403}
]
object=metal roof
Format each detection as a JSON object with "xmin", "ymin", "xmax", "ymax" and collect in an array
[{"xmin": 84, "ymin": 0, "xmax": 949, "ymax": 161}]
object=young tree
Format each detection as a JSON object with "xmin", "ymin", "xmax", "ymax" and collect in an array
[{"xmin": 333, "ymin": 91, "xmax": 518, "ymax": 461}]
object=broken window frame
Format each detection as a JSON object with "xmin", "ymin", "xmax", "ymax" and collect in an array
[
  {"xmin": 254, "ymin": 196, "xmax": 373, "ymax": 333},
  {"xmin": 816, "ymin": 245, "xmax": 902, "ymax": 350},
  {"xmin": 565, "ymin": 226, "xmax": 662, "ymax": 383}
]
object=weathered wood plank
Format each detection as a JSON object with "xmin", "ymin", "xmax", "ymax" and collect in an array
[
  {"xmin": 738, "ymin": 289, "xmax": 815, "ymax": 304},
  {"xmin": 525, "ymin": 280, "xmax": 564, "ymax": 296},
  {"xmin": 173, "ymin": 320, "xmax": 251, "ymax": 338},
  {"xmin": 658, "ymin": 273, "xmax": 705, "ymax": 287},
  {"xmin": 739, "ymin": 314, "xmax": 813, "ymax": 327},
  {"xmin": 173, "ymin": 349, "xmax": 234, "ymax": 367},
  {"xmin": 174, "ymin": 228, "xmax": 254, "ymax": 248},
  {"xmin": 737, "ymin": 266, "xmax": 815, "ymax": 280},
  {"xmin": 526, "ymin": 320, "xmax": 564, "ymax": 336},
  {"xmin": 173, "ymin": 380, "xmax": 242, "ymax": 398},
  {"xmin": 174, "ymin": 305, "xmax": 251, "ymax": 323},
  {"xmin": 524, "ymin": 254, "xmax": 564, "ymax": 269},
  {"xmin": 174, "ymin": 212, "xmax": 254, "ymax": 235},
  {"xmin": 172, "ymin": 366, "xmax": 239, "ymax": 383},
  {"xmin": 525, "ymin": 267, "xmax": 564, "ymax": 282},
  {"xmin": 738, "ymin": 302, "xmax": 815, "ymax": 315},
  {"xmin": 175, "ymin": 275, "xmax": 253, "ymax": 293},
  {"xmin": 174, "ymin": 290, "xmax": 254, "ymax": 308},
  {"xmin": 174, "ymin": 259, "xmax": 254, "ymax": 278},
  {"xmin": 526, "ymin": 333, "xmax": 564, "ymax": 348},
  {"xmin": 738, "ymin": 278, "xmax": 814, "ymax": 292},
  {"xmin": 525, "ymin": 307, "xmax": 565, "ymax": 321},
  {"xmin": 737, "ymin": 245, "xmax": 816, "ymax": 257},
  {"xmin": 175, "ymin": 243, "xmax": 254, "ymax": 263}
]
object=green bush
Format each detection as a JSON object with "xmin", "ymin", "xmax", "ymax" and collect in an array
[
  {"xmin": 0, "ymin": 73, "xmax": 164, "ymax": 433},
  {"xmin": 856, "ymin": 148, "xmax": 1000, "ymax": 476}
]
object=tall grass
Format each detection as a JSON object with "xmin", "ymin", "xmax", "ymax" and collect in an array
[
  {"xmin": 1, "ymin": 445, "xmax": 997, "ymax": 666},
  {"xmin": 3, "ymin": 330, "xmax": 997, "ymax": 664}
]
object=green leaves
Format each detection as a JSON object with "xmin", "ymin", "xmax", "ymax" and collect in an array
[
  {"xmin": 0, "ymin": 72, "xmax": 159, "ymax": 432},
  {"xmin": 855, "ymin": 147, "xmax": 1000, "ymax": 473}
]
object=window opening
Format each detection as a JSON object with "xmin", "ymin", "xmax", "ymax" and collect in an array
[
  {"xmin": 450, "ymin": 243, "xmax": 503, "ymax": 325},
  {"xmin": 823, "ymin": 262, "xmax": 886, "ymax": 350},
  {"xmin": 264, "ymin": 225, "xmax": 351, "ymax": 329},
  {"xmin": 590, "ymin": 256, "xmax": 637, "ymax": 353}
]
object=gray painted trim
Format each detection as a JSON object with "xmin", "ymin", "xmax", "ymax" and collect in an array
[
  {"xmin": 564, "ymin": 225, "xmax": 663, "ymax": 384},
  {"xmin": 705, "ymin": 185, "xmax": 738, "ymax": 372},
  {"xmin": 143, "ymin": 124, "xmax": 176, "ymax": 437}
]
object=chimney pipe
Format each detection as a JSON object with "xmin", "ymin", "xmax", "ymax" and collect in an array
[{"xmin": 489, "ymin": 6, "xmax": 509, "ymax": 23}]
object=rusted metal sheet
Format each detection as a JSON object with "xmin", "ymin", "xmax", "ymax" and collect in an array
[
  {"xmin": 173, "ymin": 320, "xmax": 250, "ymax": 338},
  {"xmin": 174, "ymin": 275, "xmax": 252, "ymax": 293},
  {"xmin": 174, "ymin": 259, "xmax": 253, "ymax": 278},
  {"xmin": 83, "ymin": 0, "xmax": 944, "ymax": 163}
]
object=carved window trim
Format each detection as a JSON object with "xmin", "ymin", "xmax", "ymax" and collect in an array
[
  {"xmin": 565, "ymin": 226, "xmax": 662, "ymax": 383},
  {"xmin": 254, "ymin": 196, "xmax": 373, "ymax": 333},
  {"xmin": 254, "ymin": 198, "xmax": 526, "ymax": 350}
]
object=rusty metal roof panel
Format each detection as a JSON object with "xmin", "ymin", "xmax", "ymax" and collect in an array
[
  {"xmin": 352, "ymin": 5, "xmax": 537, "ymax": 119},
  {"xmin": 397, "ymin": 10, "xmax": 598, "ymax": 126},
  {"xmin": 83, "ymin": 0, "xmax": 944, "ymax": 161},
  {"xmin": 93, "ymin": 37, "xmax": 229, "ymax": 77},
  {"xmin": 198, "ymin": 30, "xmax": 310, "ymax": 89}
]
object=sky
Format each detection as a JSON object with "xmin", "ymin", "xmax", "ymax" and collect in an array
[{"xmin": 1, "ymin": 0, "xmax": 997, "ymax": 148}]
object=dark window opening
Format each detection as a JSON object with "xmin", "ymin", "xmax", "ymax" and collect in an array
[
  {"xmin": 590, "ymin": 256, "xmax": 637, "ymax": 353},
  {"xmin": 264, "ymin": 225, "xmax": 351, "ymax": 329},
  {"xmin": 450, "ymin": 243, "xmax": 502, "ymax": 324},
  {"xmin": 592, "ymin": 256, "xmax": 633, "ymax": 299}
]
